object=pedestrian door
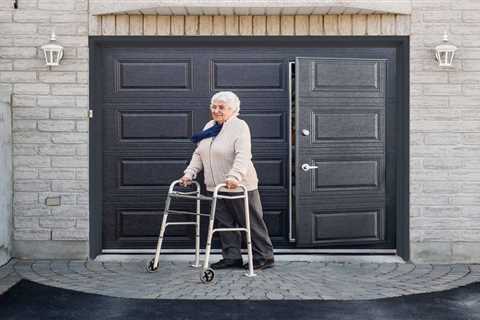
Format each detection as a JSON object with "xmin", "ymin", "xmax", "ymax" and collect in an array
[{"xmin": 294, "ymin": 57, "xmax": 396, "ymax": 249}]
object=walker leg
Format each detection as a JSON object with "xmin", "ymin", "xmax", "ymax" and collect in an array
[
  {"xmin": 202, "ymin": 196, "xmax": 218, "ymax": 270},
  {"xmin": 244, "ymin": 192, "xmax": 256, "ymax": 277},
  {"xmin": 153, "ymin": 196, "xmax": 172, "ymax": 269},
  {"xmin": 192, "ymin": 194, "xmax": 201, "ymax": 268}
]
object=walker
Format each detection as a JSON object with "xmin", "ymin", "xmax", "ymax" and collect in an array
[{"xmin": 145, "ymin": 180, "xmax": 256, "ymax": 283}]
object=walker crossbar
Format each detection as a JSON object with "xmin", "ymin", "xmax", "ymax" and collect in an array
[
  {"xmin": 166, "ymin": 209, "xmax": 211, "ymax": 217},
  {"xmin": 165, "ymin": 222, "xmax": 197, "ymax": 226},
  {"xmin": 169, "ymin": 192, "xmax": 213, "ymax": 201},
  {"xmin": 213, "ymin": 228, "xmax": 248, "ymax": 232},
  {"xmin": 145, "ymin": 179, "xmax": 257, "ymax": 282},
  {"xmin": 216, "ymin": 194, "xmax": 248, "ymax": 200}
]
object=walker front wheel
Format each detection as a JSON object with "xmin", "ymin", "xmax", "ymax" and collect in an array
[
  {"xmin": 200, "ymin": 268, "xmax": 215, "ymax": 283},
  {"xmin": 145, "ymin": 258, "xmax": 158, "ymax": 273}
]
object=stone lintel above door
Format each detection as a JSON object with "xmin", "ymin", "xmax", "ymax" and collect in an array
[{"xmin": 90, "ymin": 0, "xmax": 412, "ymax": 16}]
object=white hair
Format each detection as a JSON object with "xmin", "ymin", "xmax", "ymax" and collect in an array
[{"xmin": 210, "ymin": 91, "xmax": 240, "ymax": 116}]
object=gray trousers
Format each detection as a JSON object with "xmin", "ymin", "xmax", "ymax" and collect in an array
[{"xmin": 210, "ymin": 189, "xmax": 274, "ymax": 261}]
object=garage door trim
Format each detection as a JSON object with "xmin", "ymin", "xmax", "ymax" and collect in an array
[{"xmin": 89, "ymin": 36, "xmax": 409, "ymax": 260}]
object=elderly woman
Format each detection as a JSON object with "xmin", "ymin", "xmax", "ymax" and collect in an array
[{"xmin": 179, "ymin": 91, "xmax": 274, "ymax": 270}]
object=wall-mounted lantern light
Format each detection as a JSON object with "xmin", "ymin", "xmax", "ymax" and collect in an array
[
  {"xmin": 435, "ymin": 31, "xmax": 457, "ymax": 68},
  {"xmin": 41, "ymin": 31, "xmax": 64, "ymax": 66}
]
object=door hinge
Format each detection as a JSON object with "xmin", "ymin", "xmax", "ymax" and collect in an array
[{"xmin": 89, "ymin": 110, "xmax": 93, "ymax": 118}]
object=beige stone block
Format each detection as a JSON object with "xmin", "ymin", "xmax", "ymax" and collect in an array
[
  {"xmin": 225, "ymin": 16, "xmax": 239, "ymax": 35},
  {"xmin": 309, "ymin": 15, "xmax": 323, "ymax": 35},
  {"xmin": 396, "ymin": 14, "xmax": 410, "ymax": 35},
  {"xmin": 280, "ymin": 16, "xmax": 294, "ymax": 35},
  {"xmin": 266, "ymin": 16, "xmax": 280, "ymax": 35},
  {"xmin": 115, "ymin": 15, "xmax": 129, "ymax": 35},
  {"xmin": 129, "ymin": 15, "xmax": 143, "ymax": 35},
  {"xmin": 462, "ymin": 11, "xmax": 480, "ymax": 23},
  {"xmin": 171, "ymin": 16, "xmax": 184, "ymax": 35},
  {"xmin": 13, "ymin": 120, "xmax": 35, "ymax": 133},
  {"xmin": 462, "ymin": 60, "xmax": 480, "ymax": 71},
  {"xmin": 213, "ymin": 16, "xmax": 225, "ymax": 35},
  {"xmin": 294, "ymin": 15, "xmax": 309, "ymax": 35},
  {"xmin": 52, "ymin": 229, "xmax": 88, "ymax": 240},
  {"xmin": 199, "ymin": 16, "xmax": 213, "ymax": 35},
  {"xmin": 423, "ymin": 84, "xmax": 462, "ymax": 96},
  {"xmin": 381, "ymin": 14, "xmax": 396, "ymax": 35},
  {"xmin": 13, "ymin": 216, "xmax": 39, "ymax": 229},
  {"xmin": 52, "ymin": 206, "xmax": 88, "ymax": 217},
  {"xmin": 14, "ymin": 230, "xmax": 50, "ymax": 241},
  {"xmin": 323, "ymin": 15, "xmax": 338, "ymax": 35},
  {"xmin": 39, "ymin": 169, "xmax": 75, "ymax": 179},
  {"xmin": 410, "ymin": 242, "xmax": 452, "ymax": 264},
  {"xmin": 253, "ymin": 16, "xmax": 266, "ymax": 35},
  {"xmin": 15, "ymin": 168, "xmax": 38, "ymax": 179},
  {"xmin": 424, "ymin": 11, "xmax": 461, "ymax": 22},
  {"xmin": 38, "ymin": 120, "xmax": 75, "ymax": 132},
  {"xmin": 143, "ymin": 15, "xmax": 157, "ymax": 35},
  {"xmin": 14, "ymin": 155, "xmax": 50, "ymax": 169},
  {"xmin": 14, "ymin": 10, "xmax": 50, "ymax": 23},
  {"xmin": 452, "ymin": 243, "xmax": 480, "ymax": 263},
  {"xmin": 51, "ymin": 180, "xmax": 88, "ymax": 192},
  {"xmin": 464, "ymin": 133, "xmax": 480, "ymax": 144},
  {"xmin": 101, "ymin": 15, "xmax": 115, "ymax": 35},
  {"xmin": 51, "ymin": 132, "xmax": 88, "ymax": 144},
  {"xmin": 338, "ymin": 15, "xmax": 352, "ymax": 35},
  {"xmin": 185, "ymin": 16, "xmax": 198, "ymax": 35},
  {"xmin": 463, "ymin": 34, "xmax": 480, "ymax": 47},
  {"xmin": 239, "ymin": 16, "xmax": 252, "ymax": 35},
  {"xmin": 13, "ymin": 193, "xmax": 38, "ymax": 205},
  {"xmin": 89, "ymin": 15, "xmax": 101, "ymax": 35},
  {"xmin": 157, "ymin": 16, "xmax": 170, "ymax": 35},
  {"xmin": 451, "ymin": 0, "xmax": 480, "ymax": 9},
  {"xmin": 346, "ymin": 14, "xmax": 368, "ymax": 35},
  {"xmin": 367, "ymin": 14, "xmax": 380, "ymax": 35},
  {"xmin": 14, "ymin": 84, "xmax": 49, "ymax": 95},
  {"xmin": 40, "ymin": 218, "xmax": 75, "ymax": 229}
]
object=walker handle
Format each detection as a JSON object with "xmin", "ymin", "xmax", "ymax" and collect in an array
[
  {"xmin": 169, "ymin": 179, "xmax": 201, "ymax": 194},
  {"xmin": 213, "ymin": 183, "xmax": 247, "ymax": 197}
]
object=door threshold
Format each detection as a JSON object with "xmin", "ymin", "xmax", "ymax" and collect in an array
[
  {"xmin": 102, "ymin": 248, "xmax": 397, "ymax": 254},
  {"xmin": 97, "ymin": 249, "xmax": 404, "ymax": 264},
  {"xmin": 95, "ymin": 254, "xmax": 404, "ymax": 264}
]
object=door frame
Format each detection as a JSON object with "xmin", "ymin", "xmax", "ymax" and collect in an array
[{"xmin": 89, "ymin": 36, "xmax": 409, "ymax": 260}]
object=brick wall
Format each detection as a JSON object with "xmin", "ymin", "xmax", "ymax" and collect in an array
[
  {"xmin": 409, "ymin": 0, "xmax": 480, "ymax": 263},
  {"xmin": 0, "ymin": 0, "xmax": 89, "ymax": 258},
  {"xmin": 1, "ymin": 0, "xmax": 479, "ymax": 262}
]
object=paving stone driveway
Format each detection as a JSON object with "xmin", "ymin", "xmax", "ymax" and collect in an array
[{"xmin": 1, "ymin": 259, "xmax": 480, "ymax": 300}]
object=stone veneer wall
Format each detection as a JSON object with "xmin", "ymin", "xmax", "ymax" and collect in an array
[
  {"xmin": 0, "ymin": 0, "xmax": 89, "ymax": 259},
  {"xmin": 408, "ymin": 0, "xmax": 480, "ymax": 263},
  {"xmin": 1, "ymin": 0, "xmax": 479, "ymax": 262}
]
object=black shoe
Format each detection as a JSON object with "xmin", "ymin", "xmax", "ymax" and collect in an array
[
  {"xmin": 243, "ymin": 258, "xmax": 275, "ymax": 270},
  {"xmin": 210, "ymin": 259, "xmax": 243, "ymax": 270}
]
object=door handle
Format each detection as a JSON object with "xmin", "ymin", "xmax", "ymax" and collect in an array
[{"xmin": 301, "ymin": 163, "xmax": 318, "ymax": 172}]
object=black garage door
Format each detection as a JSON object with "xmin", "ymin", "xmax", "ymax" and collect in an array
[{"xmin": 90, "ymin": 37, "xmax": 409, "ymax": 254}]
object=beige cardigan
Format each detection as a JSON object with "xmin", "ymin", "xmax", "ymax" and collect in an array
[{"xmin": 183, "ymin": 116, "xmax": 259, "ymax": 192}]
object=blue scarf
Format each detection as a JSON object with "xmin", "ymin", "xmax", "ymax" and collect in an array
[{"xmin": 191, "ymin": 122, "xmax": 223, "ymax": 143}]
